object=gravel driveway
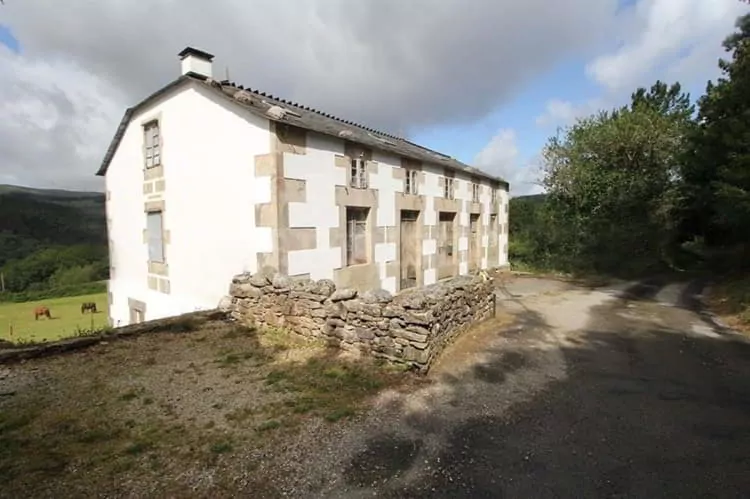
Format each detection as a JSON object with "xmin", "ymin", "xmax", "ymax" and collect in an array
[{"xmin": 262, "ymin": 275, "xmax": 750, "ymax": 498}]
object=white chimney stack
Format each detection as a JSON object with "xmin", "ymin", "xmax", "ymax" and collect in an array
[{"xmin": 178, "ymin": 47, "xmax": 214, "ymax": 78}]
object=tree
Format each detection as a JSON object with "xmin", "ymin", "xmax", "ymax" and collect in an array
[
  {"xmin": 540, "ymin": 85, "xmax": 693, "ymax": 275},
  {"xmin": 687, "ymin": 11, "xmax": 750, "ymax": 248}
]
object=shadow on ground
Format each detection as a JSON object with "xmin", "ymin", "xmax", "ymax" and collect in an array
[{"xmin": 338, "ymin": 279, "xmax": 750, "ymax": 498}]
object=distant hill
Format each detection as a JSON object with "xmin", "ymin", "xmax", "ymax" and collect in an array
[{"xmin": 0, "ymin": 184, "xmax": 106, "ymax": 268}]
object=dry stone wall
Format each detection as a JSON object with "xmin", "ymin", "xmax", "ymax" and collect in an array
[{"xmin": 227, "ymin": 268, "xmax": 495, "ymax": 371}]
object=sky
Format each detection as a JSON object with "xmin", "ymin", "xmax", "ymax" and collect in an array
[{"xmin": 0, "ymin": 0, "xmax": 747, "ymax": 196}]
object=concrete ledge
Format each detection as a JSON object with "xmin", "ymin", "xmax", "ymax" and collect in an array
[{"xmin": 0, "ymin": 310, "xmax": 226, "ymax": 364}]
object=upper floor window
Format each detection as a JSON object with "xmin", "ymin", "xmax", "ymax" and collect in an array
[
  {"xmin": 443, "ymin": 177, "xmax": 455, "ymax": 200},
  {"xmin": 491, "ymin": 188, "xmax": 497, "ymax": 203},
  {"xmin": 144, "ymin": 120, "xmax": 161, "ymax": 168},
  {"xmin": 350, "ymin": 156, "xmax": 368, "ymax": 189},
  {"xmin": 405, "ymin": 169, "xmax": 418, "ymax": 195},
  {"xmin": 472, "ymin": 182, "xmax": 480, "ymax": 203}
]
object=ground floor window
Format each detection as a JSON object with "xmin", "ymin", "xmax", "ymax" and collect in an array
[
  {"xmin": 438, "ymin": 211, "xmax": 455, "ymax": 268},
  {"xmin": 346, "ymin": 207, "xmax": 369, "ymax": 265}
]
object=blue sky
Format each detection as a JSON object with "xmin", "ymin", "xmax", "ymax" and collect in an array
[
  {"xmin": 0, "ymin": 24, "xmax": 18, "ymax": 52},
  {"xmin": 411, "ymin": 55, "xmax": 601, "ymax": 191},
  {"xmin": 0, "ymin": 0, "xmax": 746, "ymax": 192}
]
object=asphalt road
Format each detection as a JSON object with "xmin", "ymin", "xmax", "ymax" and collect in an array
[{"xmin": 272, "ymin": 276, "xmax": 750, "ymax": 498}]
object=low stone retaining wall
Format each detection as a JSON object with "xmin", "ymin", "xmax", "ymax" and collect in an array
[
  {"xmin": 227, "ymin": 270, "xmax": 496, "ymax": 371},
  {"xmin": 0, "ymin": 309, "xmax": 226, "ymax": 364}
]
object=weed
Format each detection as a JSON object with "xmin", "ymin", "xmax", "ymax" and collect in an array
[
  {"xmin": 210, "ymin": 441, "xmax": 233, "ymax": 454},
  {"xmin": 0, "ymin": 413, "xmax": 35, "ymax": 433},
  {"xmin": 324, "ymin": 407, "xmax": 355, "ymax": 422},
  {"xmin": 224, "ymin": 407, "xmax": 256, "ymax": 423},
  {"xmin": 216, "ymin": 353, "xmax": 242, "ymax": 367},
  {"xmin": 77, "ymin": 428, "xmax": 121, "ymax": 444},
  {"xmin": 120, "ymin": 388, "xmax": 143, "ymax": 402},
  {"xmin": 160, "ymin": 316, "xmax": 203, "ymax": 333},
  {"xmin": 256, "ymin": 420, "xmax": 281, "ymax": 432},
  {"xmin": 124, "ymin": 441, "xmax": 152, "ymax": 456},
  {"xmin": 222, "ymin": 325, "xmax": 256, "ymax": 339}
]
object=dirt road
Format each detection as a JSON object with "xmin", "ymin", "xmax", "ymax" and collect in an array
[{"xmin": 267, "ymin": 276, "xmax": 750, "ymax": 498}]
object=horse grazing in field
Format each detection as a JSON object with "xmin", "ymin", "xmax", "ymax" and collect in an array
[
  {"xmin": 81, "ymin": 302, "xmax": 97, "ymax": 314},
  {"xmin": 34, "ymin": 306, "xmax": 51, "ymax": 320}
]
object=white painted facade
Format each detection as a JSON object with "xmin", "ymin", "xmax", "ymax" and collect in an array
[{"xmin": 105, "ymin": 81, "xmax": 272, "ymax": 326}]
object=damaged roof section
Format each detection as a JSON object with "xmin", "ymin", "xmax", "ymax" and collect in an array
[{"xmin": 97, "ymin": 72, "xmax": 508, "ymax": 188}]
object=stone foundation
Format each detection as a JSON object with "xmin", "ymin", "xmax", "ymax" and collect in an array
[{"xmin": 227, "ymin": 268, "xmax": 496, "ymax": 372}]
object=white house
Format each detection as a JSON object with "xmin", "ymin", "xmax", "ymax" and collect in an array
[{"xmin": 98, "ymin": 47, "xmax": 510, "ymax": 326}]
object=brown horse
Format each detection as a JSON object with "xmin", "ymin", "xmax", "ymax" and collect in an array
[
  {"xmin": 81, "ymin": 302, "xmax": 97, "ymax": 314},
  {"xmin": 34, "ymin": 306, "xmax": 51, "ymax": 320}
]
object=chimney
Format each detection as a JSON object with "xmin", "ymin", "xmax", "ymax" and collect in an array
[{"xmin": 178, "ymin": 46, "xmax": 214, "ymax": 78}]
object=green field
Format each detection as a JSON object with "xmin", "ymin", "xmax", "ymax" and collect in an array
[{"xmin": 0, "ymin": 293, "xmax": 109, "ymax": 344}]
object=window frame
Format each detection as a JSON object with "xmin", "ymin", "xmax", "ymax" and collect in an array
[
  {"xmin": 443, "ymin": 177, "xmax": 455, "ymax": 200},
  {"xmin": 350, "ymin": 157, "xmax": 368, "ymax": 189},
  {"xmin": 405, "ymin": 169, "xmax": 419, "ymax": 195},
  {"xmin": 345, "ymin": 207, "xmax": 369, "ymax": 266},
  {"xmin": 146, "ymin": 210, "xmax": 165, "ymax": 264},
  {"xmin": 143, "ymin": 120, "xmax": 161, "ymax": 169},
  {"xmin": 472, "ymin": 182, "xmax": 480, "ymax": 203}
]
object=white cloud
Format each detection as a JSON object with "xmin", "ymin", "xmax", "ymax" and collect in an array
[
  {"xmin": 474, "ymin": 129, "xmax": 543, "ymax": 197},
  {"xmin": 0, "ymin": 0, "xmax": 624, "ymax": 190},
  {"xmin": 535, "ymin": 0, "xmax": 746, "ymax": 131},
  {"xmin": 586, "ymin": 0, "xmax": 745, "ymax": 93}
]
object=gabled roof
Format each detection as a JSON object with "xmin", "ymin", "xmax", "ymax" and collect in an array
[{"xmin": 97, "ymin": 73, "xmax": 509, "ymax": 188}]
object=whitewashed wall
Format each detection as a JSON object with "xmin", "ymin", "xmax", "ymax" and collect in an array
[
  {"xmin": 284, "ymin": 133, "xmax": 506, "ymax": 293},
  {"xmin": 284, "ymin": 133, "xmax": 344, "ymax": 280},
  {"xmin": 106, "ymin": 81, "xmax": 272, "ymax": 326}
]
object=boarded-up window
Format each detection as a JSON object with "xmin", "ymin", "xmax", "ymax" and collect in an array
[
  {"xmin": 147, "ymin": 211, "xmax": 165, "ymax": 263},
  {"xmin": 144, "ymin": 121, "xmax": 161, "ymax": 168},
  {"xmin": 443, "ymin": 178, "xmax": 455, "ymax": 199},
  {"xmin": 438, "ymin": 212, "xmax": 455, "ymax": 265},
  {"xmin": 346, "ymin": 207, "xmax": 369, "ymax": 265},
  {"xmin": 405, "ymin": 169, "xmax": 418, "ymax": 195},
  {"xmin": 350, "ymin": 158, "xmax": 368, "ymax": 189}
]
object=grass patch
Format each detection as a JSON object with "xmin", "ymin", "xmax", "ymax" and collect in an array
[
  {"xmin": 120, "ymin": 387, "xmax": 144, "ymax": 402},
  {"xmin": 707, "ymin": 275, "xmax": 750, "ymax": 334},
  {"xmin": 256, "ymin": 419, "xmax": 281, "ymax": 432},
  {"xmin": 124, "ymin": 441, "xmax": 153, "ymax": 456},
  {"xmin": 263, "ymin": 355, "xmax": 402, "ymax": 422},
  {"xmin": 210, "ymin": 441, "xmax": 233, "ymax": 454},
  {"xmin": 0, "ymin": 292, "xmax": 109, "ymax": 344}
]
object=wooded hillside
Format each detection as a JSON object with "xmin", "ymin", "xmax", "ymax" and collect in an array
[{"xmin": 0, "ymin": 185, "xmax": 108, "ymax": 302}]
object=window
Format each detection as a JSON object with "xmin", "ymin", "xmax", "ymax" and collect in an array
[
  {"xmin": 146, "ymin": 211, "xmax": 165, "ymax": 263},
  {"xmin": 144, "ymin": 121, "xmax": 161, "ymax": 168},
  {"xmin": 346, "ymin": 207, "xmax": 369, "ymax": 265},
  {"xmin": 405, "ymin": 169, "xmax": 418, "ymax": 195},
  {"xmin": 491, "ymin": 188, "xmax": 497, "ymax": 203},
  {"xmin": 350, "ymin": 157, "xmax": 368, "ymax": 189},
  {"xmin": 443, "ymin": 177, "xmax": 455, "ymax": 199},
  {"xmin": 472, "ymin": 182, "xmax": 480, "ymax": 203}
]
